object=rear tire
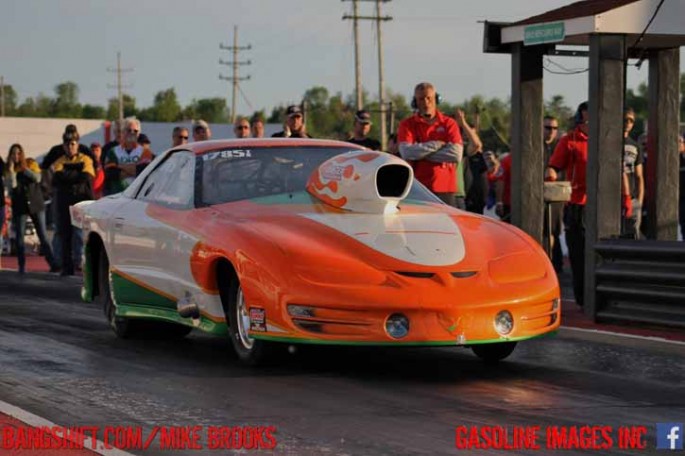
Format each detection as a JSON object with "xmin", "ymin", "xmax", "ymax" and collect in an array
[
  {"xmin": 98, "ymin": 250, "xmax": 136, "ymax": 338},
  {"xmin": 217, "ymin": 266, "xmax": 274, "ymax": 366},
  {"xmin": 98, "ymin": 250, "xmax": 192, "ymax": 339},
  {"xmin": 471, "ymin": 342, "xmax": 517, "ymax": 362}
]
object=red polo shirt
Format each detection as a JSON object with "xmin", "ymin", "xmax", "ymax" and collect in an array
[
  {"xmin": 397, "ymin": 111, "xmax": 462, "ymax": 193},
  {"xmin": 548, "ymin": 127, "xmax": 588, "ymax": 205}
]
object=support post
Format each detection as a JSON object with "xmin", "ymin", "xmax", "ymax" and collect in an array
[
  {"xmin": 585, "ymin": 34, "xmax": 625, "ymax": 317},
  {"xmin": 645, "ymin": 48, "xmax": 680, "ymax": 241},
  {"xmin": 511, "ymin": 43, "xmax": 544, "ymax": 243}
]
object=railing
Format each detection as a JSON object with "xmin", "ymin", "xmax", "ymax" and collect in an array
[{"xmin": 594, "ymin": 239, "xmax": 685, "ymax": 329}]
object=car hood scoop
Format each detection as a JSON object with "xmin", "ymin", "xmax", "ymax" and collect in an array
[{"xmin": 306, "ymin": 150, "xmax": 413, "ymax": 215}]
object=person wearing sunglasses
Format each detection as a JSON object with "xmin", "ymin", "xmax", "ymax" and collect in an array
[
  {"xmin": 103, "ymin": 117, "xmax": 153, "ymax": 195},
  {"xmin": 233, "ymin": 117, "xmax": 251, "ymax": 139},
  {"xmin": 620, "ymin": 107, "xmax": 644, "ymax": 240},
  {"xmin": 172, "ymin": 126, "xmax": 189, "ymax": 147},
  {"xmin": 543, "ymin": 115, "xmax": 564, "ymax": 273}
]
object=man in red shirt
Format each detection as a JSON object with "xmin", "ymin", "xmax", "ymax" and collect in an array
[
  {"xmin": 545, "ymin": 101, "xmax": 588, "ymax": 306},
  {"xmin": 398, "ymin": 82, "xmax": 464, "ymax": 207}
]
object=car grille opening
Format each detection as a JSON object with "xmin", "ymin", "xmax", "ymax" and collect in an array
[{"xmin": 395, "ymin": 271, "xmax": 435, "ymax": 278}]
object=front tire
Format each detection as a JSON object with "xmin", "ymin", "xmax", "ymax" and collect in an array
[
  {"xmin": 217, "ymin": 266, "xmax": 274, "ymax": 366},
  {"xmin": 471, "ymin": 342, "xmax": 517, "ymax": 362}
]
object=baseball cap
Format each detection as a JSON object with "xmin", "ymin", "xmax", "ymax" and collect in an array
[
  {"xmin": 193, "ymin": 119, "xmax": 210, "ymax": 131},
  {"xmin": 286, "ymin": 105, "xmax": 303, "ymax": 117},
  {"xmin": 137, "ymin": 133, "xmax": 151, "ymax": 145},
  {"xmin": 355, "ymin": 110, "xmax": 372, "ymax": 124}
]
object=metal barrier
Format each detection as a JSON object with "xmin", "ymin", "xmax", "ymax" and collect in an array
[{"xmin": 594, "ymin": 239, "xmax": 685, "ymax": 328}]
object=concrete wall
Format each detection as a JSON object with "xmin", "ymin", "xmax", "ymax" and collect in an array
[{"xmin": 0, "ymin": 117, "xmax": 104, "ymax": 160}]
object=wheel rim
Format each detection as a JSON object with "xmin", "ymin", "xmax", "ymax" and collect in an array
[{"xmin": 235, "ymin": 287, "xmax": 254, "ymax": 350}]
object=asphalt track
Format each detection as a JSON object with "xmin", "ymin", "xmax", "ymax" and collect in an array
[{"xmin": 0, "ymin": 270, "xmax": 683, "ymax": 455}]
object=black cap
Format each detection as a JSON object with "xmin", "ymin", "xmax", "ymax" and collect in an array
[
  {"xmin": 138, "ymin": 133, "xmax": 151, "ymax": 144},
  {"xmin": 286, "ymin": 105, "xmax": 303, "ymax": 117},
  {"xmin": 355, "ymin": 110, "xmax": 372, "ymax": 124}
]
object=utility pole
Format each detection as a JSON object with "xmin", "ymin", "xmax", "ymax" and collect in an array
[
  {"xmin": 107, "ymin": 52, "xmax": 133, "ymax": 126},
  {"xmin": 375, "ymin": 0, "xmax": 390, "ymax": 151},
  {"xmin": 342, "ymin": 0, "xmax": 363, "ymax": 110},
  {"xmin": 342, "ymin": 0, "xmax": 392, "ymax": 150},
  {"xmin": 220, "ymin": 25, "xmax": 251, "ymax": 123},
  {"xmin": 0, "ymin": 76, "xmax": 5, "ymax": 117}
]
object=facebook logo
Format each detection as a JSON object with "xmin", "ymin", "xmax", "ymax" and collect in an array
[{"xmin": 657, "ymin": 423, "xmax": 683, "ymax": 450}]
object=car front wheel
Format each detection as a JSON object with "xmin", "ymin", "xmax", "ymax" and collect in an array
[
  {"xmin": 218, "ymin": 267, "xmax": 274, "ymax": 365},
  {"xmin": 471, "ymin": 342, "xmax": 517, "ymax": 362}
]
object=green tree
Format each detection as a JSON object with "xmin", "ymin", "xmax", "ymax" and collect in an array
[
  {"xmin": 1, "ymin": 84, "xmax": 18, "ymax": 115},
  {"xmin": 82, "ymin": 104, "xmax": 106, "ymax": 119},
  {"xmin": 545, "ymin": 95, "xmax": 573, "ymax": 131},
  {"xmin": 52, "ymin": 81, "xmax": 81, "ymax": 118},
  {"xmin": 107, "ymin": 94, "xmax": 137, "ymax": 120},
  {"xmin": 148, "ymin": 87, "xmax": 181, "ymax": 122},
  {"xmin": 182, "ymin": 98, "xmax": 228, "ymax": 123},
  {"xmin": 16, "ymin": 94, "xmax": 53, "ymax": 117}
]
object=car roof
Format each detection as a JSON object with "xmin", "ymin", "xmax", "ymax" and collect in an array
[{"xmin": 176, "ymin": 138, "xmax": 367, "ymax": 155}]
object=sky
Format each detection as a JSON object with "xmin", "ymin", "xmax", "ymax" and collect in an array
[{"xmin": 1, "ymin": 0, "xmax": 683, "ymax": 118}]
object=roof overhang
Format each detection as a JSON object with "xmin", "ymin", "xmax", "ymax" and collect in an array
[{"xmin": 485, "ymin": 0, "xmax": 685, "ymax": 53}]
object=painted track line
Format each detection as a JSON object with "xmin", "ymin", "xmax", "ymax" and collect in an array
[
  {"xmin": 0, "ymin": 400, "xmax": 137, "ymax": 456},
  {"xmin": 561, "ymin": 326, "xmax": 685, "ymax": 346}
]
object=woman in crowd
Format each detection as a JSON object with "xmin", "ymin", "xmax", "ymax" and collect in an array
[{"xmin": 4, "ymin": 144, "xmax": 58, "ymax": 274}]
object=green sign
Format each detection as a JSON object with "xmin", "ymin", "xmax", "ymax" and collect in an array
[{"xmin": 524, "ymin": 22, "xmax": 565, "ymax": 46}]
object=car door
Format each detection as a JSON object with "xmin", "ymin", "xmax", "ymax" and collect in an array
[{"xmin": 112, "ymin": 151, "xmax": 198, "ymax": 308}]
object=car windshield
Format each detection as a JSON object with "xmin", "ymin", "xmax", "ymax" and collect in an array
[{"xmin": 199, "ymin": 146, "xmax": 442, "ymax": 206}]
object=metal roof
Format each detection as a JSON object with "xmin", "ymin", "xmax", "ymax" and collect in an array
[{"xmin": 500, "ymin": 0, "xmax": 685, "ymax": 48}]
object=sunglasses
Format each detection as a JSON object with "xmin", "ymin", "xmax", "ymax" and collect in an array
[
  {"xmin": 176, "ymin": 135, "xmax": 189, "ymax": 140},
  {"xmin": 236, "ymin": 126, "xmax": 249, "ymax": 130},
  {"xmin": 544, "ymin": 126, "xmax": 558, "ymax": 130}
]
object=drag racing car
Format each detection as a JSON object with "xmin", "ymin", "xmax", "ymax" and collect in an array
[{"xmin": 71, "ymin": 138, "xmax": 560, "ymax": 365}]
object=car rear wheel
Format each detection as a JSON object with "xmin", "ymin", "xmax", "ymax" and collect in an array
[
  {"xmin": 98, "ymin": 250, "xmax": 192, "ymax": 339},
  {"xmin": 218, "ymin": 267, "xmax": 274, "ymax": 366},
  {"xmin": 98, "ymin": 250, "xmax": 136, "ymax": 338},
  {"xmin": 471, "ymin": 342, "xmax": 517, "ymax": 362}
]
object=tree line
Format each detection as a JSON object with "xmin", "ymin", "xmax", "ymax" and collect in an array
[{"xmin": 2, "ymin": 75, "xmax": 684, "ymax": 152}]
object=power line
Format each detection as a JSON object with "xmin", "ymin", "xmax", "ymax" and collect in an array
[
  {"xmin": 342, "ymin": 0, "xmax": 392, "ymax": 150},
  {"xmin": 631, "ymin": 0, "xmax": 666, "ymax": 69},
  {"xmin": 220, "ymin": 25, "xmax": 252, "ymax": 122}
]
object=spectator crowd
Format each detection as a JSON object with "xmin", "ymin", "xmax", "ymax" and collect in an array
[{"xmin": 1, "ymin": 81, "xmax": 684, "ymax": 286}]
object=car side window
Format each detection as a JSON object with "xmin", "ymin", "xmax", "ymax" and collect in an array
[{"xmin": 137, "ymin": 151, "xmax": 195, "ymax": 208}]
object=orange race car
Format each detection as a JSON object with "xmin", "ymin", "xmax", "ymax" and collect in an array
[{"xmin": 72, "ymin": 139, "xmax": 560, "ymax": 365}]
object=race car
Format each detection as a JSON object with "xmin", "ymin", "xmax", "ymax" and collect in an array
[{"xmin": 72, "ymin": 138, "xmax": 560, "ymax": 365}]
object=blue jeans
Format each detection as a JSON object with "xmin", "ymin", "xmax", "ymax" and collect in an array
[
  {"xmin": 52, "ymin": 228, "xmax": 83, "ymax": 267},
  {"xmin": 13, "ymin": 211, "xmax": 57, "ymax": 273}
]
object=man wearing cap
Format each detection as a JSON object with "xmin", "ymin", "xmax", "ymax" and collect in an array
[
  {"xmin": 233, "ymin": 117, "xmax": 251, "ymax": 139},
  {"xmin": 193, "ymin": 120, "xmax": 212, "ymax": 142},
  {"xmin": 398, "ymin": 82, "xmax": 463, "ymax": 206},
  {"xmin": 346, "ymin": 110, "xmax": 380, "ymax": 150},
  {"xmin": 272, "ymin": 105, "xmax": 311, "ymax": 138}
]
